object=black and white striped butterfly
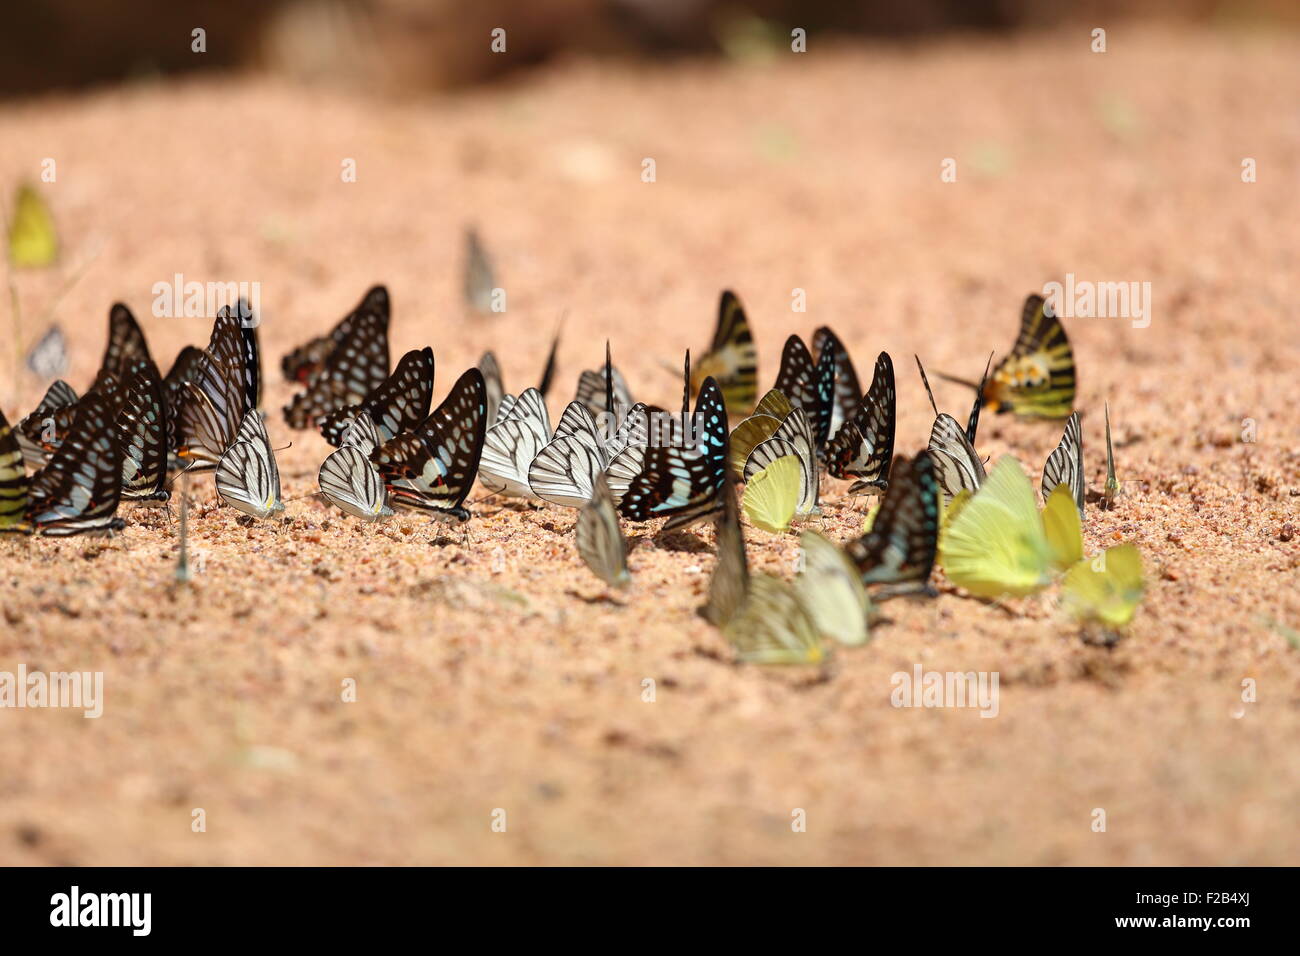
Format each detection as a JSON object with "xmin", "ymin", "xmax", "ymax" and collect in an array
[
  {"xmin": 574, "ymin": 362, "xmax": 635, "ymax": 422},
  {"xmin": 812, "ymin": 326, "xmax": 862, "ymax": 442},
  {"xmin": 773, "ymin": 334, "xmax": 836, "ymax": 453},
  {"xmin": 26, "ymin": 324, "xmax": 68, "ymax": 379},
  {"xmin": 16, "ymin": 378, "xmax": 78, "ymax": 469},
  {"xmin": 527, "ymin": 401, "xmax": 611, "ymax": 508},
  {"xmin": 282, "ymin": 285, "xmax": 389, "ymax": 384},
  {"xmin": 846, "ymin": 452, "xmax": 940, "ymax": 598},
  {"xmin": 576, "ymin": 472, "xmax": 630, "ymax": 588},
  {"xmin": 26, "ymin": 390, "xmax": 127, "ymax": 537},
  {"xmin": 318, "ymin": 347, "xmax": 433, "ymax": 447},
  {"xmin": 825, "ymin": 351, "xmax": 896, "ymax": 494},
  {"xmin": 915, "ymin": 355, "xmax": 986, "ymax": 502},
  {"xmin": 0, "ymin": 409, "xmax": 31, "ymax": 534},
  {"xmin": 1042, "ymin": 410, "xmax": 1084, "ymax": 518},
  {"xmin": 283, "ymin": 290, "xmax": 390, "ymax": 429},
  {"xmin": 215, "ymin": 409, "xmax": 284, "ymax": 519},
  {"xmin": 372, "ymin": 367, "xmax": 487, "ymax": 521},
  {"xmin": 178, "ymin": 310, "xmax": 259, "ymax": 466},
  {"xmin": 479, "ymin": 387, "xmax": 553, "ymax": 500},
  {"xmin": 116, "ymin": 362, "xmax": 171, "ymax": 502},
  {"xmin": 617, "ymin": 377, "xmax": 728, "ymax": 532},
  {"xmin": 741, "ymin": 405, "xmax": 818, "ymax": 514},
  {"xmin": 319, "ymin": 412, "xmax": 392, "ymax": 520}
]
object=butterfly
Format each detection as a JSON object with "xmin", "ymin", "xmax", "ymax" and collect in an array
[
  {"xmin": 1042, "ymin": 410, "xmax": 1084, "ymax": 518},
  {"xmin": 796, "ymin": 530, "xmax": 872, "ymax": 647},
  {"xmin": 617, "ymin": 376, "xmax": 728, "ymax": 532},
  {"xmin": 1100, "ymin": 401, "xmax": 1129, "ymax": 510},
  {"xmin": 480, "ymin": 387, "xmax": 553, "ymax": 499},
  {"xmin": 215, "ymin": 409, "xmax": 283, "ymax": 519},
  {"xmin": 116, "ymin": 363, "xmax": 171, "ymax": 502},
  {"xmin": 463, "ymin": 226, "xmax": 497, "ymax": 315},
  {"xmin": 478, "ymin": 325, "xmax": 563, "ymax": 427},
  {"xmin": 724, "ymin": 573, "xmax": 827, "ymax": 666},
  {"xmin": 825, "ymin": 351, "xmax": 896, "ymax": 494},
  {"xmin": 26, "ymin": 390, "xmax": 126, "ymax": 536},
  {"xmin": 0, "ymin": 409, "xmax": 31, "ymax": 533},
  {"xmin": 97, "ymin": 303, "xmax": 155, "ymax": 387},
  {"xmin": 319, "ymin": 412, "xmax": 393, "ymax": 521},
  {"xmin": 812, "ymin": 326, "xmax": 862, "ymax": 441},
  {"xmin": 845, "ymin": 452, "xmax": 940, "ymax": 597},
  {"xmin": 7, "ymin": 183, "xmax": 57, "ymax": 267},
  {"xmin": 372, "ymin": 367, "xmax": 487, "ymax": 521},
  {"xmin": 1043, "ymin": 482, "xmax": 1084, "ymax": 572},
  {"xmin": 281, "ymin": 285, "xmax": 389, "ymax": 384},
  {"xmin": 727, "ymin": 389, "xmax": 792, "ymax": 475},
  {"xmin": 1062, "ymin": 543, "xmax": 1145, "ymax": 636},
  {"xmin": 318, "ymin": 347, "xmax": 433, "ymax": 447},
  {"xmin": 573, "ymin": 359, "xmax": 635, "ymax": 423},
  {"xmin": 527, "ymin": 401, "xmax": 611, "ymax": 507},
  {"xmin": 691, "ymin": 290, "xmax": 758, "ymax": 414},
  {"xmin": 15, "ymin": 379, "xmax": 78, "ymax": 469},
  {"xmin": 773, "ymin": 334, "xmax": 836, "ymax": 452},
  {"xmin": 576, "ymin": 473, "xmax": 631, "ymax": 589},
  {"xmin": 939, "ymin": 455, "xmax": 1055, "ymax": 599},
  {"xmin": 700, "ymin": 475, "xmax": 749, "ymax": 628},
  {"xmin": 742, "ymin": 454, "xmax": 802, "ymax": 534},
  {"xmin": 915, "ymin": 355, "xmax": 986, "ymax": 502},
  {"xmin": 26, "ymin": 325, "xmax": 68, "ymax": 379},
  {"xmin": 284, "ymin": 294, "xmax": 390, "ymax": 429},
  {"xmin": 939, "ymin": 293, "xmax": 1076, "ymax": 418},
  {"xmin": 741, "ymin": 406, "xmax": 818, "ymax": 514},
  {"xmin": 178, "ymin": 309, "xmax": 260, "ymax": 466}
]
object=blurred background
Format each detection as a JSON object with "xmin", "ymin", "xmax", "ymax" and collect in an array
[{"xmin": 3, "ymin": 0, "xmax": 1297, "ymax": 97}]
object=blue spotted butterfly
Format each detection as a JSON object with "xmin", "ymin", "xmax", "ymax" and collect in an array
[{"xmin": 617, "ymin": 376, "xmax": 728, "ymax": 532}]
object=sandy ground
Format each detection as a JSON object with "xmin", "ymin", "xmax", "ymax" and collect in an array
[{"xmin": 1, "ymin": 25, "xmax": 1298, "ymax": 866}]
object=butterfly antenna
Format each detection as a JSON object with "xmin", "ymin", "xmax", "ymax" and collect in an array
[
  {"xmin": 165, "ymin": 458, "xmax": 203, "ymax": 489},
  {"xmin": 913, "ymin": 355, "xmax": 941, "ymax": 418},
  {"xmin": 934, "ymin": 370, "xmax": 981, "ymax": 391}
]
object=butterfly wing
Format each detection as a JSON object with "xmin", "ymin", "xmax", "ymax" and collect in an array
[
  {"xmin": 479, "ymin": 351, "xmax": 505, "ymax": 424},
  {"xmin": 26, "ymin": 325, "xmax": 68, "ymax": 379},
  {"xmin": 8, "ymin": 184, "xmax": 57, "ymax": 267},
  {"xmin": 463, "ymin": 227, "xmax": 496, "ymax": 315},
  {"xmin": 1062, "ymin": 544, "xmax": 1144, "ymax": 630},
  {"xmin": 845, "ymin": 452, "xmax": 940, "ymax": 595},
  {"xmin": 215, "ymin": 410, "xmax": 282, "ymax": 518},
  {"xmin": 940, "ymin": 455, "xmax": 1052, "ymax": 598},
  {"xmin": 617, "ymin": 377, "xmax": 728, "ymax": 531},
  {"xmin": 116, "ymin": 364, "xmax": 170, "ymax": 500},
  {"xmin": 692, "ymin": 290, "xmax": 758, "ymax": 413},
  {"xmin": 319, "ymin": 347, "xmax": 434, "ymax": 446},
  {"xmin": 826, "ymin": 351, "xmax": 895, "ymax": 493},
  {"xmin": 16, "ymin": 379, "xmax": 78, "ymax": 469},
  {"xmin": 27, "ymin": 391, "xmax": 126, "ymax": 536},
  {"xmin": 0, "ymin": 410, "xmax": 31, "ymax": 533},
  {"xmin": 813, "ymin": 326, "xmax": 862, "ymax": 441},
  {"xmin": 99, "ymin": 303, "xmax": 154, "ymax": 383},
  {"xmin": 283, "ymin": 302, "xmax": 390, "ymax": 429},
  {"xmin": 797, "ymin": 530, "xmax": 871, "ymax": 646},
  {"xmin": 742, "ymin": 453, "xmax": 801, "ymax": 534},
  {"xmin": 724, "ymin": 574, "xmax": 826, "ymax": 665},
  {"xmin": 1041, "ymin": 410, "xmax": 1084, "ymax": 517},
  {"xmin": 340, "ymin": 410, "xmax": 382, "ymax": 455},
  {"xmin": 928, "ymin": 413, "xmax": 985, "ymax": 502},
  {"xmin": 281, "ymin": 285, "xmax": 389, "ymax": 384},
  {"xmin": 576, "ymin": 473, "xmax": 630, "ymax": 588},
  {"xmin": 701, "ymin": 476, "xmax": 748, "ymax": 627},
  {"xmin": 480, "ymin": 388, "xmax": 552, "ymax": 498},
  {"xmin": 985, "ymin": 294, "xmax": 1076, "ymax": 418},
  {"xmin": 1043, "ymin": 482, "xmax": 1084, "ymax": 572},
  {"xmin": 320, "ymin": 445, "xmax": 391, "ymax": 520}
]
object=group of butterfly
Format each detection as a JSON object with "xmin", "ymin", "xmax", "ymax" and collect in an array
[{"xmin": 0, "ymin": 278, "xmax": 1144, "ymax": 661}]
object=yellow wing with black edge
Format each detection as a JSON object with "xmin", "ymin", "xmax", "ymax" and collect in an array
[
  {"xmin": 692, "ymin": 290, "xmax": 758, "ymax": 414},
  {"xmin": 983, "ymin": 294, "xmax": 1075, "ymax": 418}
]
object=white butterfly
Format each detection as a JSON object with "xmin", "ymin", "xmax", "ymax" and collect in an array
[
  {"xmin": 216, "ymin": 409, "xmax": 284, "ymax": 519},
  {"xmin": 1042, "ymin": 410, "xmax": 1084, "ymax": 518},
  {"xmin": 478, "ymin": 388, "xmax": 552, "ymax": 499},
  {"xmin": 576, "ymin": 473, "xmax": 630, "ymax": 588},
  {"xmin": 319, "ymin": 412, "xmax": 391, "ymax": 520}
]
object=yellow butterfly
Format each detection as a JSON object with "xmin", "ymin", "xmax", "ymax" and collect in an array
[
  {"xmin": 692, "ymin": 290, "xmax": 758, "ymax": 413},
  {"xmin": 724, "ymin": 573, "xmax": 826, "ymax": 665},
  {"xmin": 728, "ymin": 388, "xmax": 792, "ymax": 475},
  {"xmin": 742, "ymin": 453, "xmax": 801, "ymax": 533},
  {"xmin": 1043, "ymin": 482, "xmax": 1084, "ymax": 571},
  {"xmin": 1062, "ymin": 543, "xmax": 1144, "ymax": 631},
  {"xmin": 940, "ymin": 456, "xmax": 1054, "ymax": 598},
  {"xmin": 8, "ymin": 184, "xmax": 58, "ymax": 268},
  {"xmin": 940, "ymin": 294, "xmax": 1075, "ymax": 419},
  {"xmin": 796, "ymin": 530, "xmax": 872, "ymax": 646}
]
